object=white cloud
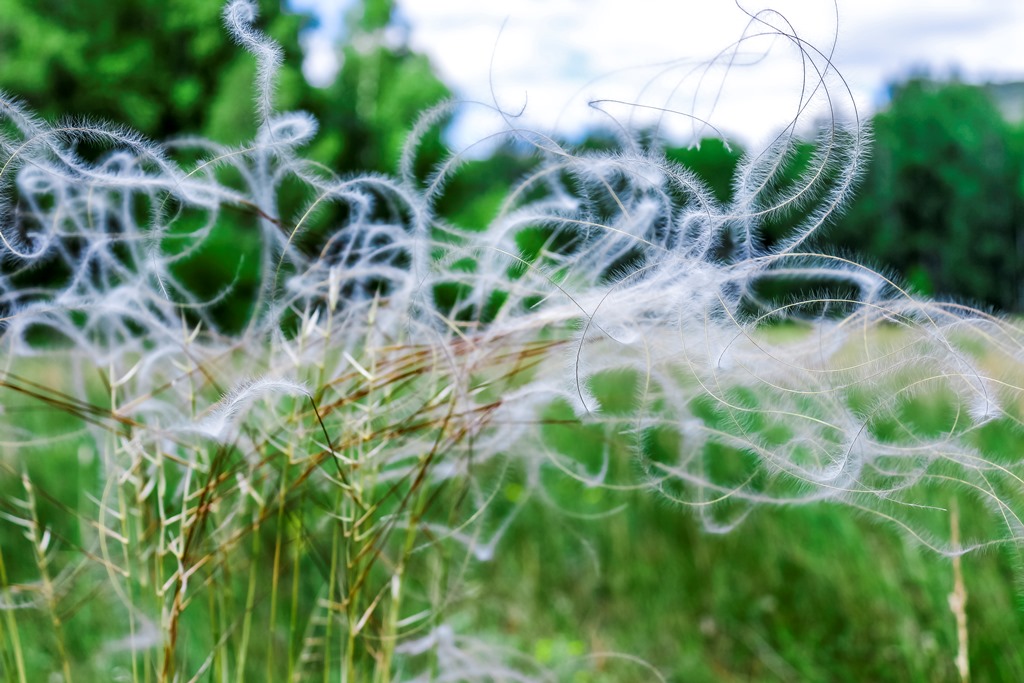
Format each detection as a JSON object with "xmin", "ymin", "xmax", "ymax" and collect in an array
[{"xmin": 292, "ymin": 0, "xmax": 1024, "ymax": 150}]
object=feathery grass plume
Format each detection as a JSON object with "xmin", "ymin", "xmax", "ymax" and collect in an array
[{"xmin": 1, "ymin": 1, "xmax": 1023, "ymax": 680}]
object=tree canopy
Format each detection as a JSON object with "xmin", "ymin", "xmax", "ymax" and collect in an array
[{"xmin": 828, "ymin": 78, "xmax": 1024, "ymax": 310}]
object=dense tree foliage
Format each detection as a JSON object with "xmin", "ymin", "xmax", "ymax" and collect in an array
[
  {"xmin": 0, "ymin": 0, "xmax": 307, "ymax": 140},
  {"xmin": 0, "ymin": 0, "xmax": 448, "ymax": 170},
  {"xmin": 664, "ymin": 80, "xmax": 1024, "ymax": 312},
  {"xmin": 827, "ymin": 79, "xmax": 1024, "ymax": 310}
]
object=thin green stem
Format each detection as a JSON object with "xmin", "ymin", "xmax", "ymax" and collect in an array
[{"xmin": 0, "ymin": 543, "xmax": 28, "ymax": 683}]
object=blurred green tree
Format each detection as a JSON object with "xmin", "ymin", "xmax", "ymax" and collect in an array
[
  {"xmin": 0, "ymin": 0, "xmax": 307, "ymax": 141},
  {"xmin": 0, "ymin": 0, "xmax": 451, "ymax": 330},
  {"xmin": 826, "ymin": 78, "xmax": 1024, "ymax": 310},
  {"xmin": 0, "ymin": 0, "xmax": 450, "ymax": 170}
]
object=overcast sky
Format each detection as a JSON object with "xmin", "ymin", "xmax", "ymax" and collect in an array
[{"xmin": 288, "ymin": 0, "xmax": 1024, "ymax": 150}]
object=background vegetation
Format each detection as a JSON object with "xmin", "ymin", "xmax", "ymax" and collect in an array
[{"xmin": 3, "ymin": 0, "xmax": 1024, "ymax": 680}]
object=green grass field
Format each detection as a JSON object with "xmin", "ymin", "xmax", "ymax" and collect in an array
[{"xmin": 3, "ymin": 352, "xmax": 1024, "ymax": 682}]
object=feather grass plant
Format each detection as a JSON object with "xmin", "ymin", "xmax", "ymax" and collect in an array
[{"xmin": 2, "ymin": 1, "xmax": 1024, "ymax": 680}]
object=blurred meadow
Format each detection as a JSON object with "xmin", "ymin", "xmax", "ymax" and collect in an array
[{"xmin": 3, "ymin": 1, "xmax": 1024, "ymax": 682}]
